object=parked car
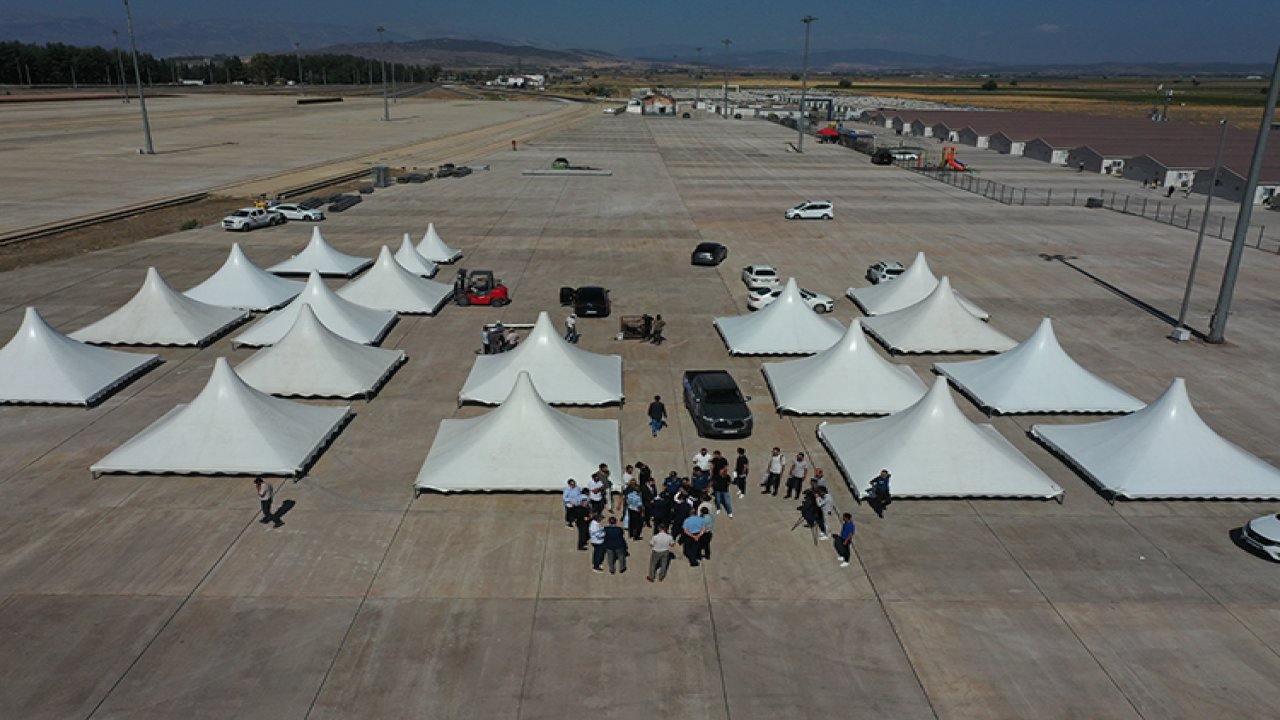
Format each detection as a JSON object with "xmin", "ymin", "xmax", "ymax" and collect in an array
[
  {"xmin": 866, "ymin": 261, "xmax": 906, "ymax": 284},
  {"xmin": 741, "ymin": 264, "xmax": 781, "ymax": 290},
  {"xmin": 571, "ymin": 286, "xmax": 611, "ymax": 317},
  {"xmin": 683, "ymin": 370, "xmax": 753, "ymax": 438},
  {"xmin": 871, "ymin": 149, "xmax": 895, "ymax": 165},
  {"xmin": 747, "ymin": 285, "xmax": 834, "ymax": 313},
  {"xmin": 691, "ymin": 242, "xmax": 728, "ymax": 266},
  {"xmin": 888, "ymin": 148, "xmax": 922, "ymax": 162},
  {"xmin": 221, "ymin": 207, "xmax": 284, "ymax": 232},
  {"xmin": 1239, "ymin": 513, "xmax": 1280, "ymax": 562},
  {"xmin": 785, "ymin": 200, "xmax": 834, "ymax": 220},
  {"xmin": 270, "ymin": 204, "xmax": 325, "ymax": 221}
]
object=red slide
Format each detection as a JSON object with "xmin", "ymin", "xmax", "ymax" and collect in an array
[{"xmin": 947, "ymin": 157, "xmax": 968, "ymax": 171}]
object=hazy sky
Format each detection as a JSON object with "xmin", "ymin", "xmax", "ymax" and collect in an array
[{"xmin": 7, "ymin": 0, "xmax": 1278, "ymax": 64}]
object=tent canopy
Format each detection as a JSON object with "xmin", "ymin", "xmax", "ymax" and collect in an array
[
  {"xmin": 394, "ymin": 234, "xmax": 440, "ymax": 278},
  {"xmin": 235, "ymin": 304, "xmax": 405, "ymax": 399},
  {"xmin": 847, "ymin": 252, "xmax": 988, "ymax": 318},
  {"xmin": 416, "ymin": 223, "xmax": 463, "ymax": 264},
  {"xmin": 233, "ymin": 271, "xmax": 397, "ymax": 347},
  {"xmin": 1031, "ymin": 378, "xmax": 1280, "ymax": 500},
  {"xmin": 268, "ymin": 227, "xmax": 373, "ymax": 277},
  {"xmin": 0, "ymin": 307, "xmax": 160, "ymax": 406},
  {"xmin": 714, "ymin": 278, "xmax": 844, "ymax": 355},
  {"xmin": 415, "ymin": 371, "xmax": 620, "ymax": 492},
  {"xmin": 91, "ymin": 357, "xmax": 351, "ymax": 477},
  {"xmin": 336, "ymin": 246, "xmax": 454, "ymax": 315},
  {"xmin": 762, "ymin": 318, "xmax": 926, "ymax": 415},
  {"xmin": 819, "ymin": 377, "xmax": 1063, "ymax": 499},
  {"xmin": 71, "ymin": 267, "xmax": 249, "ymax": 346},
  {"xmin": 459, "ymin": 311, "xmax": 622, "ymax": 405},
  {"xmin": 862, "ymin": 277, "xmax": 1016, "ymax": 355},
  {"xmin": 185, "ymin": 243, "xmax": 304, "ymax": 311},
  {"xmin": 936, "ymin": 318, "xmax": 1144, "ymax": 414}
]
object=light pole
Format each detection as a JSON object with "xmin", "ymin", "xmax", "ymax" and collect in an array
[
  {"xmin": 294, "ymin": 42, "xmax": 303, "ymax": 94},
  {"xmin": 376, "ymin": 26, "xmax": 390, "ymax": 121},
  {"xmin": 1170, "ymin": 119, "xmax": 1228, "ymax": 342},
  {"xmin": 112, "ymin": 30, "xmax": 128, "ymax": 102},
  {"xmin": 1207, "ymin": 45, "xmax": 1280, "ymax": 344},
  {"xmin": 694, "ymin": 47, "xmax": 703, "ymax": 108},
  {"xmin": 721, "ymin": 38, "xmax": 732, "ymax": 118},
  {"xmin": 797, "ymin": 15, "xmax": 817, "ymax": 152},
  {"xmin": 122, "ymin": 0, "xmax": 154, "ymax": 154}
]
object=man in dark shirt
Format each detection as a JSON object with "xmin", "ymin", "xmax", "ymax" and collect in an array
[
  {"xmin": 711, "ymin": 467, "xmax": 734, "ymax": 517},
  {"xmin": 647, "ymin": 395, "xmax": 667, "ymax": 437},
  {"xmin": 602, "ymin": 516, "xmax": 629, "ymax": 574},
  {"xmin": 868, "ymin": 469, "xmax": 892, "ymax": 518},
  {"xmin": 733, "ymin": 447, "xmax": 750, "ymax": 498},
  {"xmin": 572, "ymin": 500, "xmax": 592, "ymax": 551}
]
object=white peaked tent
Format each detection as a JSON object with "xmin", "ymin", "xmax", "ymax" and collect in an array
[
  {"xmin": 416, "ymin": 223, "xmax": 463, "ymax": 264},
  {"xmin": 847, "ymin": 252, "xmax": 988, "ymax": 319},
  {"xmin": 267, "ymin": 226, "xmax": 373, "ymax": 277},
  {"xmin": 394, "ymin": 233, "xmax": 439, "ymax": 277},
  {"xmin": 233, "ymin": 271, "xmax": 396, "ymax": 347},
  {"xmin": 184, "ymin": 243, "xmax": 305, "ymax": 311},
  {"xmin": 336, "ymin": 246, "xmax": 454, "ymax": 314},
  {"xmin": 818, "ymin": 377, "xmax": 1064, "ymax": 499},
  {"xmin": 715, "ymin": 278, "xmax": 844, "ymax": 355},
  {"xmin": 415, "ymin": 371, "xmax": 620, "ymax": 492},
  {"xmin": 936, "ymin": 318, "xmax": 1144, "ymax": 414},
  {"xmin": 862, "ymin": 277, "xmax": 1017, "ymax": 355},
  {"xmin": 762, "ymin": 318, "xmax": 927, "ymax": 415},
  {"xmin": 71, "ymin": 267, "xmax": 249, "ymax": 346},
  {"xmin": 1031, "ymin": 378, "xmax": 1280, "ymax": 500},
  {"xmin": 90, "ymin": 358, "xmax": 351, "ymax": 477},
  {"xmin": 235, "ymin": 304, "xmax": 405, "ymax": 399},
  {"xmin": 0, "ymin": 307, "xmax": 161, "ymax": 405},
  {"xmin": 459, "ymin": 311, "xmax": 622, "ymax": 405}
]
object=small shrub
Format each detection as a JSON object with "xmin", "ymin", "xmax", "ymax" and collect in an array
[
  {"xmin": 837, "ymin": 78, "xmax": 852, "ymax": 89},
  {"xmin": 179, "ymin": 219, "xmax": 200, "ymax": 231},
  {"xmin": 980, "ymin": 79, "xmax": 998, "ymax": 91}
]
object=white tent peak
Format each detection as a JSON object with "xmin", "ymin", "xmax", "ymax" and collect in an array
[
  {"xmin": 71, "ymin": 267, "xmax": 248, "ymax": 346},
  {"xmin": 847, "ymin": 251, "xmax": 988, "ymax": 319},
  {"xmin": 0, "ymin": 307, "xmax": 161, "ymax": 405},
  {"xmin": 394, "ymin": 233, "xmax": 439, "ymax": 277},
  {"xmin": 185, "ymin": 243, "xmax": 304, "ymax": 311},
  {"xmin": 818, "ymin": 376, "xmax": 1063, "ymax": 499},
  {"xmin": 267, "ymin": 226, "xmax": 373, "ymax": 277},
  {"xmin": 715, "ymin": 278, "xmax": 844, "ymax": 355},
  {"xmin": 336, "ymin": 246, "xmax": 454, "ymax": 315},
  {"xmin": 235, "ymin": 304, "xmax": 405, "ymax": 399},
  {"xmin": 459, "ymin": 311, "xmax": 622, "ymax": 405},
  {"xmin": 232, "ymin": 271, "xmax": 397, "ymax": 347},
  {"xmin": 862, "ymin": 276, "xmax": 1016, "ymax": 355},
  {"xmin": 415, "ymin": 223, "xmax": 463, "ymax": 264},
  {"xmin": 90, "ymin": 357, "xmax": 351, "ymax": 477},
  {"xmin": 936, "ymin": 317, "xmax": 1143, "ymax": 414},
  {"xmin": 415, "ymin": 370, "xmax": 621, "ymax": 492},
  {"xmin": 762, "ymin": 318, "xmax": 926, "ymax": 415},
  {"xmin": 1031, "ymin": 378, "xmax": 1280, "ymax": 500}
]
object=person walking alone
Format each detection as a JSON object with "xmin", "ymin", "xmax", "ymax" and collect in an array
[
  {"xmin": 565, "ymin": 312, "xmax": 579, "ymax": 344},
  {"xmin": 647, "ymin": 395, "xmax": 667, "ymax": 437},
  {"xmin": 835, "ymin": 513, "xmax": 856, "ymax": 568},
  {"xmin": 253, "ymin": 477, "xmax": 281, "ymax": 528},
  {"xmin": 647, "ymin": 524, "xmax": 675, "ymax": 582}
]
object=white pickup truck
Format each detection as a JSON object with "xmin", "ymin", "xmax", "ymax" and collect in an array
[{"xmin": 222, "ymin": 207, "xmax": 284, "ymax": 232}]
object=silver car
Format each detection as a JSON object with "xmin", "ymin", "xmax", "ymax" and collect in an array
[
  {"xmin": 1240, "ymin": 514, "xmax": 1280, "ymax": 562},
  {"xmin": 271, "ymin": 204, "xmax": 325, "ymax": 221}
]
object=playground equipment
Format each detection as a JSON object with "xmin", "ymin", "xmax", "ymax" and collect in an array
[{"xmin": 941, "ymin": 146, "xmax": 970, "ymax": 172}]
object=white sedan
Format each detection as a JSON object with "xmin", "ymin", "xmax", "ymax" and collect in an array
[
  {"xmin": 747, "ymin": 285, "xmax": 834, "ymax": 313},
  {"xmin": 741, "ymin": 264, "xmax": 781, "ymax": 290},
  {"xmin": 271, "ymin": 204, "xmax": 325, "ymax": 221},
  {"xmin": 1240, "ymin": 513, "xmax": 1280, "ymax": 561}
]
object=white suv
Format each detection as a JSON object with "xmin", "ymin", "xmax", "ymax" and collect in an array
[
  {"xmin": 741, "ymin": 264, "xmax": 781, "ymax": 290},
  {"xmin": 747, "ymin": 286, "xmax": 833, "ymax": 313},
  {"xmin": 785, "ymin": 201, "xmax": 834, "ymax": 220}
]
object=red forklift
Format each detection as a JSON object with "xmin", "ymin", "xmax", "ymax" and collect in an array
[{"xmin": 453, "ymin": 268, "xmax": 510, "ymax": 306}]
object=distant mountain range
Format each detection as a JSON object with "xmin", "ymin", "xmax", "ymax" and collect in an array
[{"xmin": 2, "ymin": 13, "xmax": 1271, "ymax": 74}]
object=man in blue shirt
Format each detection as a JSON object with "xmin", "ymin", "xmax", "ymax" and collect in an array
[
  {"xmin": 681, "ymin": 513, "xmax": 705, "ymax": 567},
  {"xmin": 562, "ymin": 479, "xmax": 584, "ymax": 527},
  {"xmin": 835, "ymin": 513, "xmax": 856, "ymax": 567},
  {"xmin": 868, "ymin": 469, "xmax": 892, "ymax": 518}
]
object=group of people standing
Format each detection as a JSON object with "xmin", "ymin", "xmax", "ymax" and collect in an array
[{"xmin": 480, "ymin": 323, "xmax": 520, "ymax": 354}]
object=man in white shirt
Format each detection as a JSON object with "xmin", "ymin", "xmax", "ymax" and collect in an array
[
  {"xmin": 647, "ymin": 524, "xmax": 676, "ymax": 582},
  {"xmin": 589, "ymin": 514, "xmax": 607, "ymax": 573},
  {"xmin": 763, "ymin": 447, "xmax": 785, "ymax": 496},
  {"xmin": 586, "ymin": 476, "xmax": 605, "ymax": 515},
  {"xmin": 253, "ymin": 477, "xmax": 282, "ymax": 528},
  {"xmin": 692, "ymin": 448, "xmax": 713, "ymax": 474},
  {"xmin": 785, "ymin": 452, "xmax": 810, "ymax": 500}
]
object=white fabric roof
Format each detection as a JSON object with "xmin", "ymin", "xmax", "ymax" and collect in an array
[
  {"xmin": 714, "ymin": 278, "xmax": 844, "ymax": 355},
  {"xmin": 936, "ymin": 318, "xmax": 1144, "ymax": 414},
  {"xmin": 415, "ymin": 371, "xmax": 620, "ymax": 492},
  {"xmin": 459, "ymin": 311, "xmax": 622, "ymax": 405},
  {"xmin": 1031, "ymin": 378, "xmax": 1280, "ymax": 500},
  {"xmin": 184, "ymin": 243, "xmax": 305, "ymax": 311},
  {"xmin": 847, "ymin": 252, "xmax": 988, "ymax": 318},
  {"xmin": 818, "ymin": 377, "xmax": 1064, "ymax": 499},
  {"xmin": 235, "ymin": 304, "xmax": 405, "ymax": 399},
  {"xmin": 762, "ymin": 318, "xmax": 926, "ymax": 415},
  {"xmin": 336, "ymin": 246, "xmax": 454, "ymax": 315},
  {"xmin": 862, "ymin": 277, "xmax": 1017, "ymax": 355},
  {"xmin": 415, "ymin": 223, "xmax": 463, "ymax": 264},
  {"xmin": 0, "ymin": 307, "xmax": 160, "ymax": 406},
  {"xmin": 232, "ymin": 271, "xmax": 397, "ymax": 347},
  {"xmin": 90, "ymin": 357, "xmax": 351, "ymax": 477},
  {"xmin": 267, "ymin": 226, "xmax": 373, "ymax": 277},
  {"xmin": 71, "ymin": 267, "xmax": 249, "ymax": 346},
  {"xmin": 394, "ymin": 234, "xmax": 439, "ymax": 277}
]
